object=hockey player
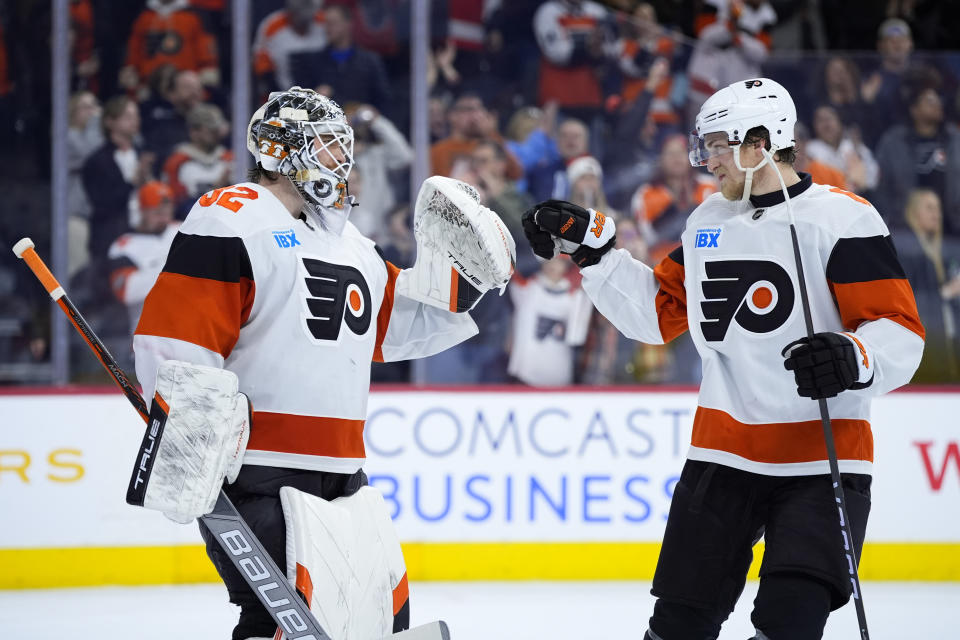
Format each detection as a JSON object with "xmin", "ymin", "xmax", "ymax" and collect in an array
[
  {"xmin": 130, "ymin": 87, "xmax": 514, "ymax": 640},
  {"xmin": 522, "ymin": 78, "xmax": 924, "ymax": 640}
]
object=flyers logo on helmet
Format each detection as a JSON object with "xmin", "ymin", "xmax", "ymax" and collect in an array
[
  {"xmin": 700, "ymin": 259, "xmax": 794, "ymax": 342},
  {"xmin": 300, "ymin": 257, "xmax": 372, "ymax": 343},
  {"xmin": 744, "ymin": 79, "xmax": 763, "ymax": 88}
]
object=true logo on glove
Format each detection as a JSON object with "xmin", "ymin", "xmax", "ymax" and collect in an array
[{"xmin": 590, "ymin": 211, "xmax": 606, "ymax": 239}]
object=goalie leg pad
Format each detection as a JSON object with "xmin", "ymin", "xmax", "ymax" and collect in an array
[
  {"xmin": 126, "ymin": 360, "xmax": 250, "ymax": 523},
  {"xmin": 279, "ymin": 485, "xmax": 407, "ymax": 640}
]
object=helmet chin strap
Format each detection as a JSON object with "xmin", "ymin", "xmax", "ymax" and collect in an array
[
  {"xmin": 733, "ymin": 143, "xmax": 773, "ymax": 203},
  {"xmin": 759, "ymin": 147, "xmax": 797, "ymax": 224}
]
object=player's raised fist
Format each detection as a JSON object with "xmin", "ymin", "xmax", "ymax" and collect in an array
[{"xmin": 522, "ymin": 199, "xmax": 616, "ymax": 267}]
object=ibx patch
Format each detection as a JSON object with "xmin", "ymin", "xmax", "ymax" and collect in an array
[
  {"xmin": 272, "ymin": 228, "xmax": 301, "ymax": 248},
  {"xmin": 694, "ymin": 227, "xmax": 722, "ymax": 249}
]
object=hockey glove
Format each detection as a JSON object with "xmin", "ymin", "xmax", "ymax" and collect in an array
[
  {"xmin": 126, "ymin": 361, "xmax": 250, "ymax": 523},
  {"xmin": 521, "ymin": 199, "xmax": 616, "ymax": 268},
  {"xmin": 782, "ymin": 332, "xmax": 873, "ymax": 399},
  {"xmin": 398, "ymin": 176, "xmax": 516, "ymax": 312}
]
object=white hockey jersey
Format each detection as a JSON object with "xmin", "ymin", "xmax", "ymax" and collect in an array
[
  {"xmin": 581, "ymin": 175, "xmax": 925, "ymax": 476},
  {"xmin": 507, "ymin": 273, "xmax": 593, "ymax": 386},
  {"xmin": 133, "ymin": 182, "xmax": 478, "ymax": 473}
]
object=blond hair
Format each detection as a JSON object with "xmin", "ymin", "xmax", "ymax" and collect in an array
[{"xmin": 905, "ymin": 188, "xmax": 944, "ymax": 283}]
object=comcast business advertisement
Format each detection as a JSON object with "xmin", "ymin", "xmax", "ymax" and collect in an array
[
  {"xmin": 364, "ymin": 391, "xmax": 689, "ymax": 542},
  {"xmin": 1, "ymin": 389, "xmax": 959, "ymax": 550}
]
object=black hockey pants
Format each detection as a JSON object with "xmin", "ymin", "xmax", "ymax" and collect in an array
[{"xmin": 646, "ymin": 460, "xmax": 871, "ymax": 640}]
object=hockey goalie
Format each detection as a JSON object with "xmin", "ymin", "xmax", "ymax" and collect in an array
[{"xmin": 126, "ymin": 87, "xmax": 515, "ymax": 640}]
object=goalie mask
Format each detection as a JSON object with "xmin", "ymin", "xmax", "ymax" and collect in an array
[
  {"xmin": 688, "ymin": 77, "xmax": 796, "ymax": 202},
  {"xmin": 247, "ymin": 87, "xmax": 354, "ymax": 211}
]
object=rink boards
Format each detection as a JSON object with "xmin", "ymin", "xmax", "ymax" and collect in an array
[{"xmin": 1, "ymin": 387, "xmax": 958, "ymax": 588}]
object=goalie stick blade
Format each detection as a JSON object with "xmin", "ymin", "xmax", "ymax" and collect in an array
[{"xmin": 385, "ymin": 621, "xmax": 450, "ymax": 640}]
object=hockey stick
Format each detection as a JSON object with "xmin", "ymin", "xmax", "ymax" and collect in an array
[
  {"xmin": 771, "ymin": 171, "xmax": 870, "ymax": 638},
  {"xmin": 13, "ymin": 238, "xmax": 450, "ymax": 640}
]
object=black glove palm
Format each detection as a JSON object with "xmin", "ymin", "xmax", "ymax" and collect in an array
[{"xmin": 782, "ymin": 332, "xmax": 864, "ymax": 400}]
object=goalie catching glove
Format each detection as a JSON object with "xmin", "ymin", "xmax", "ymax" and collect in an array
[
  {"xmin": 396, "ymin": 176, "xmax": 516, "ymax": 312},
  {"xmin": 126, "ymin": 360, "xmax": 250, "ymax": 523},
  {"xmin": 521, "ymin": 199, "xmax": 616, "ymax": 267}
]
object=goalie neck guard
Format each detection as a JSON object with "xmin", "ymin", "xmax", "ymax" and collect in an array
[{"xmin": 247, "ymin": 87, "xmax": 354, "ymax": 213}]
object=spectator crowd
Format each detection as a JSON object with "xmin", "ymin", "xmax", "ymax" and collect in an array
[{"xmin": 2, "ymin": 0, "xmax": 960, "ymax": 385}]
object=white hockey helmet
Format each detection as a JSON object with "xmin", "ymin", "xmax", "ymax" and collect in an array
[
  {"xmin": 247, "ymin": 87, "xmax": 354, "ymax": 209},
  {"xmin": 688, "ymin": 77, "xmax": 797, "ymax": 168}
]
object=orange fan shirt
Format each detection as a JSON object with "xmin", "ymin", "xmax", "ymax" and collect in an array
[{"xmin": 126, "ymin": 7, "xmax": 218, "ymax": 80}]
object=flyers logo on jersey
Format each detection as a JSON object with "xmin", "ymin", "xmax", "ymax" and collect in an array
[
  {"xmin": 700, "ymin": 259, "xmax": 794, "ymax": 342},
  {"xmin": 300, "ymin": 258, "xmax": 372, "ymax": 342}
]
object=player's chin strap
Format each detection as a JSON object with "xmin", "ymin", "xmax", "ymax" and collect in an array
[
  {"xmin": 759, "ymin": 147, "xmax": 796, "ymax": 221},
  {"xmin": 734, "ymin": 143, "xmax": 775, "ymax": 203}
]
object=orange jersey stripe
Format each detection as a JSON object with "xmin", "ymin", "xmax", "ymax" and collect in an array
[
  {"xmin": 829, "ymin": 278, "xmax": 925, "ymax": 340},
  {"xmin": 249, "ymin": 412, "xmax": 366, "ymax": 459},
  {"xmin": 262, "ymin": 13, "xmax": 291, "ymax": 39},
  {"xmin": 557, "ymin": 15, "xmax": 598, "ymax": 30},
  {"xmin": 392, "ymin": 572, "xmax": 409, "ymax": 615},
  {"xmin": 373, "ymin": 261, "xmax": 402, "ymax": 362},
  {"xmin": 135, "ymin": 272, "xmax": 254, "ymax": 358},
  {"xmin": 693, "ymin": 407, "xmax": 873, "ymax": 465},
  {"xmin": 653, "ymin": 250, "xmax": 688, "ymax": 342}
]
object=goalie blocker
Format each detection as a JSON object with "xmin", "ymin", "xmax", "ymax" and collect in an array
[
  {"xmin": 397, "ymin": 176, "xmax": 516, "ymax": 313},
  {"xmin": 126, "ymin": 360, "xmax": 250, "ymax": 523}
]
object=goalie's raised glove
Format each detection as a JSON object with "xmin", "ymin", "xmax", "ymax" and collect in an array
[
  {"xmin": 521, "ymin": 199, "xmax": 616, "ymax": 268},
  {"xmin": 782, "ymin": 332, "xmax": 873, "ymax": 399},
  {"xmin": 397, "ymin": 176, "xmax": 516, "ymax": 313}
]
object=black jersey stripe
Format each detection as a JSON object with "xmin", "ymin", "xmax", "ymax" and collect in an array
[
  {"xmin": 826, "ymin": 235, "xmax": 905, "ymax": 284},
  {"xmin": 668, "ymin": 245, "xmax": 684, "ymax": 266},
  {"xmin": 162, "ymin": 232, "xmax": 254, "ymax": 283}
]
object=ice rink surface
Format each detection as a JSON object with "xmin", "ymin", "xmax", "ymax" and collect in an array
[{"xmin": 0, "ymin": 581, "xmax": 956, "ymax": 639}]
